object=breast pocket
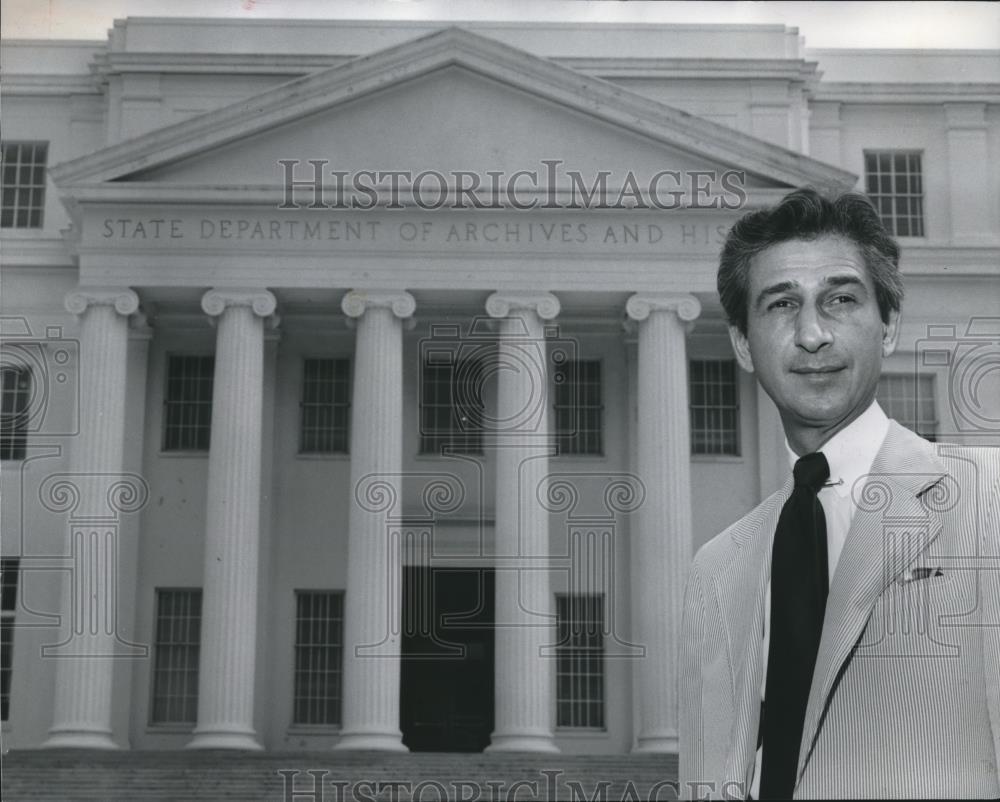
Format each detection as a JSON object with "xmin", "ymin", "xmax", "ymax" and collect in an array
[{"xmin": 857, "ymin": 572, "xmax": 975, "ymax": 658}]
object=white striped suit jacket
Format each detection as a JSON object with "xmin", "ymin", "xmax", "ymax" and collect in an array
[{"xmin": 679, "ymin": 422, "xmax": 1000, "ymax": 799}]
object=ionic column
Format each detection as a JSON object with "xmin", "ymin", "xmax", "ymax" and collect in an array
[
  {"xmin": 44, "ymin": 287, "xmax": 140, "ymax": 750},
  {"xmin": 485, "ymin": 291, "xmax": 560, "ymax": 753},
  {"xmin": 625, "ymin": 292, "xmax": 701, "ymax": 753},
  {"xmin": 187, "ymin": 288, "xmax": 275, "ymax": 750},
  {"xmin": 334, "ymin": 289, "xmax": 415, "ymax": 752}
]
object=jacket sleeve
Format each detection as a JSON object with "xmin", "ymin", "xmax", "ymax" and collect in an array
[
  {"xmin": 679, "ymin": 557, "xmax": 708, "ymax": 800},
  {"xmin": 982, "ymin": 449, "xmax": 1000, "ymax": 787}
]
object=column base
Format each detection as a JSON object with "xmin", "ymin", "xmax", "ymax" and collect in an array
[
  {"xmin": 632, "ymin": 733, "xmax": 679, "ymax": 753},
  {"xmin": 43, "ymin": 728, "xmax": 120, "ymax": 750},
  {"xmin": 187, "ymin": 728, "xmax": 263, "ymax": 751},
  {"xmin": 486, "ymin": 731, "xmax": 560, "ymax": 753},
  {"xmin": 334, "ymin": 731, "xmax": 408, "ymax": 752}
]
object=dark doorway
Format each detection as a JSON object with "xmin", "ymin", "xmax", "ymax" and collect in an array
[{"xmin": 400, "ymin": 566, "xmax": 495, "ymax": 752}]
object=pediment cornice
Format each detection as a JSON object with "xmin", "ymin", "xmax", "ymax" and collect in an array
[{"xmin": 50, "ymin": 26, "xmax": 856, "ymax": 191}]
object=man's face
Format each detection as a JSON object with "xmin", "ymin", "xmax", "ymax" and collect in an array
[{"xmin": 728, "ymin": 235, "xmax": 899, "ymax": 452}]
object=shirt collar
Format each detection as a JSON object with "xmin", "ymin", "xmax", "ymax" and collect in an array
[{"xmin": 785, "ymin": 401, "xmax": 890, "ymax": 498}]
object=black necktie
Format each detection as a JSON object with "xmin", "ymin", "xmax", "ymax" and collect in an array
[{"xmin": 759, "ymin": 452, "xmax": 830, "ymax": 800}]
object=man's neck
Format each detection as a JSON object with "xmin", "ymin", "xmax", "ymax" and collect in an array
[{"xmin": 782, "ymin": 401, "xmax": 876, "ymax": 456}]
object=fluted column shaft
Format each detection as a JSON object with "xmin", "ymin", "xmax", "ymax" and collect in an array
[
  {"xmin": 335, "ymin": 289, "xmax": 415, "ymax": 751},
  {"xmin": 188, "ymin": 288, "xmax": 275, "ymax": 750},
  {"xmin": 485, "ymin": 292, "xmax": 560, "ymax": 753},
  {"xmin": 44, "ymin": 288, "xmax": 139, "ymax": 749},
  {"xmin": 626, "ymin": 292, "xmax": 701, "ymax": 753}
]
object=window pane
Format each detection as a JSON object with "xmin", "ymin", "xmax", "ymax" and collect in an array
[
  {"xmin": 0, "ymin": 557, "xmax": 18, "ymax": 722},
  {"xmin": 689, "ymin": 360, "xmax": 740, "ymax": 455},
  {"xmin": 300, "ymin": 358, "xmax": 350, "ymax": 453},
  {"xmin": 163, "ymin": 356, "xmax": 214, "ymax": 451},
  {"xmin": 0, "ymin": 367, "xmax": 31, "ymax": 460},
  {"xmin": 877, "ymin": 374, "xmax": 937, "ymax": 441},
  {"xmin": 556, "ymin": 594, "xmax": 605, "ymax": 729},
  {"xmin": 420, "ymin": 356, "xmax": 484, "ymax": 455},
  {"xmin": 554, "ymin": 360, "xmax": 603, "ymax": 456},
  {"xmin": 863, "ymin": 150, "xmax": 925, "ymax": 237},
  {"xmin": 293, "ymin": 591, "xmax": 344, "ymax": 725},
  {"xmin": 151, "ymin": 589, "xmax": 201, "ymax": 724},
  {"xmin": 0, "ymin": 140, "xmax": 47, "ymax": 229}
]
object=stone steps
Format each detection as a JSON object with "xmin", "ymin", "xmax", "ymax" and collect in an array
[{"xmin": 1, "ymin": 750, "xmax": 680, "ymax": 801}]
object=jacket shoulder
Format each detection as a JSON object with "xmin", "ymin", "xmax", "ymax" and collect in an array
[{"xmin": 692, "ymin": 486, "xmax": 787, "ymax": 571}]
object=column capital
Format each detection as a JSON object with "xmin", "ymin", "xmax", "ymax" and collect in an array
[
  {"xmin": 485, "ymin": 291, "xmax": 560, "ymax": 320},
  {"xmin": 341, "ymin": 289, "xmax": 415, "ymax": 320},
  {"xmin": 625, "ymin": 292, "xmax": 701, "ymax": 324},
  {"xmin": 65, "ymin": 287, "xmax": 139, "ymax": 317},
  {"xmin": 201, "ymin": 288, "xmax": 277, "ymax": 318}
]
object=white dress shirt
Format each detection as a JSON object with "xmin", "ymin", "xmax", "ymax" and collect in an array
[{"xmin": 749, "ymin": 401, "xmax": 890, "ymax": 798}]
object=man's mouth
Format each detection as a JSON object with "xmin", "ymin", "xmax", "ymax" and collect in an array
[{"xmin": 790, "ymin": 365, "xmax": 846, "ymax": 375}]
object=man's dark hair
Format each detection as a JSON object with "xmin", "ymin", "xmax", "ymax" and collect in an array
[{"xmin": 717, "ymin": 187, "xmax": 904, "ymax": 335}]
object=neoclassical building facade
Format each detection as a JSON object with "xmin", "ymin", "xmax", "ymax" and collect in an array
[{"xmin": 1, "ymin": 18, "xmax": 998, "ymax": 754}]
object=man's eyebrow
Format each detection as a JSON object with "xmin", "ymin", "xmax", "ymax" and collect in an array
[
  {"xmin": 753, "ymin": 274, "xmax": 868, "ymax": 309},
  {"xmin": 754, "ymin": 280, "xmax": 797, "ymax": 309},
  {"xmin": 824, "ymin": 274, "xmax": 866, "ymax": 290}
]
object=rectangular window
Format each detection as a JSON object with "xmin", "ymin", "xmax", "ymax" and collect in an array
[
  {"xmin": 554, "ymin": 360, "xmax": 603, "ymax": 456},
  {"xmin": 150, "ymin": 589, "xmax": 201, "ymax": 725},
  {"xmin": 300, "ymin": 358, "xmax": 351, "ymax": 453},
  {"xmin": 1, "ymin": 366, "xmax": 31, "ymax": 460},
  {"xmin": 163, "ymin": 355, "xmax": 214, "ymax": 451},
  {"xmin": 1, "ymin": 558, "xmax": 19, "ymax": 721},
  {"xmin": 877, "ymin": 374, "xmax": 937, "ymax": 441},
  {"xmin": 419, "ymin": 356, "xmax": 484, "ymax": 455},
  {"xmin": 556, "ymin": 593, "xmax": 605, "ymax": 729},
  {"xmin": 690, "ymin": 359, "xmax": 740, "ymax": 456},
  {"xmin": 864, "ymin": 151, "xmax": 925, "ymax": 237},
  {"xmin": 293, "ymin": 591, "xmax": 344, "ymax": 726},
  {"xmin": 1, "ymin": 141, "xmax": 48, "ymax": 229}
]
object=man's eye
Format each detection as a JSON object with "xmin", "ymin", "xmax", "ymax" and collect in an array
[
  {"xmin": 767, "ymin": 299, "xmax": 793, "ymax": 311},
  {"xmin": 830, "ymin": 294, "xmax": 856, "ymax": 305}
]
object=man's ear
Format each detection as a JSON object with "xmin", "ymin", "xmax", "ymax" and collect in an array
[
  {"xmin": 728, "ymin": 324, "xmax": 755, "ymax": 373},
  {"xmin": 882, "ymin": 308, "xmax": 901, "ymax": 357}
]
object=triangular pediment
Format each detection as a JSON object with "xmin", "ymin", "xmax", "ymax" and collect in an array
[{"xmin": 51, "ymin": 27, "xmax": 855, "ymax": 193}]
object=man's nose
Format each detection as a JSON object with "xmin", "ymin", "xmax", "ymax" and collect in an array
[{"xmin": 794, "ymin": 305, "xmax": 833, "ymax": 352}]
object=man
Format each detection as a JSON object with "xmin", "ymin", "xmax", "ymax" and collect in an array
[{"xmin": 679, "ymin": 188, "xmax": 1000, "ymax": 799}]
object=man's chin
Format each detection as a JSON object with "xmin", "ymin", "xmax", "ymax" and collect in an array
[{"xmin": 785, "ymin": 403, "xmax": 867, "ymax": 434}]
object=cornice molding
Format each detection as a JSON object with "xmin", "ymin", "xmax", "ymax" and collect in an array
[
  {"xmin": 88, "ymin": 51, "xmax": 350, "ymax": 79},
  {"xmin": 74, "ymin": 51, "xmax": 822, "ymax": 82},
  {"xmin": 563, "ymin": 56, "xmax": 820, "ymax": 83},
  {"xmin": 1, "ymin": 74, "xmax": 102, "ymax": 96},
  {"xmin": 0, "ymin": 236, "xmax": 76, "ymax": 267},
  {"xmin": 813, "ymin": 82, "xmax": 1000, "ymax": 104}
]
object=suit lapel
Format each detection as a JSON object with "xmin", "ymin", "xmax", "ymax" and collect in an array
[
  {"xmin": 715, "ymin": 479, "xmax": 792, "ymax": 787},
  {"xmin": 797, "ymin": 422, "xmax": 947, "ymax": 777}
]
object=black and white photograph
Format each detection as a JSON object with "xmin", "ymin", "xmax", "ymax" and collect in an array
[{"xmin": 1, "ymin": 1, "xmax": 998, "ymax": 799}]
